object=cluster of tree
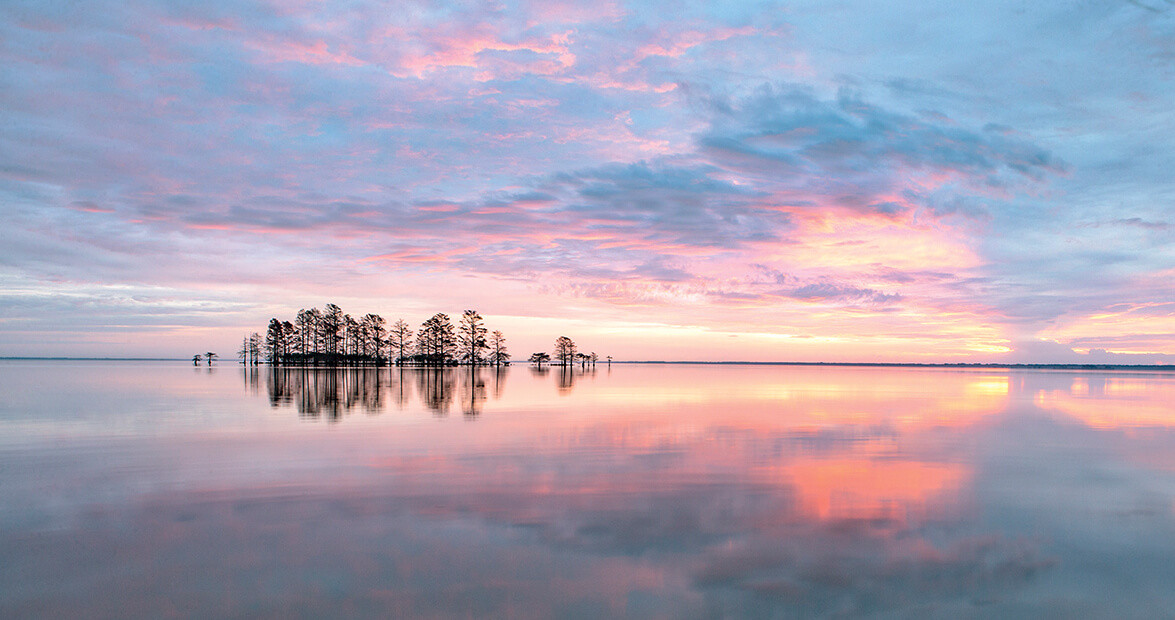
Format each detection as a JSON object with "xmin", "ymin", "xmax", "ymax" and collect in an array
[
  {"xmin": 528, "ymin": 336, "xmax": 606, "ymax": 368},
  {"xmin": 237, "ymin": 304, "xmax": 508, "ymax": 367}
]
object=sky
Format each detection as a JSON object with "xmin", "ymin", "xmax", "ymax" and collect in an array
[{"xmin": 1, "ymin": 0, "xmax": 1173, "ymax": 362}]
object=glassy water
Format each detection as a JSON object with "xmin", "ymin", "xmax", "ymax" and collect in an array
[{"xmin": 2, "ymin": 360, "xmax": 1175, "ymax": 618}]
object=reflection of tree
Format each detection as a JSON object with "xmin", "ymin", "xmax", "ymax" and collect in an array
[
  {"xmin": 460, "ymin": 367, "xmax": 488, "ymax": 417},
  {"xmin": 266, "ymin": 367, "xmax": 386, "ymax": 420},
  {"xmin": 244, "ymin": 366, "xmax": 260, "ymax": 395},
  {"xmin": 492, "ymin": 366, "xmax": 508, "ymax": 400},
  {"xmin": 415, "ymin": 368, "xmax": 456, "ymax": 415},
  {"xmin": 557, "ymin": 366, "xmax": 575, "ymax": 394},
  {"xmin": 263, "ymin": 367, "xmax": 511, "ymax": 420},
  {"xmin": 392, "ymin": 368, "xmax": 412, "ymax": 410},
  {"xmin": 555, "ymin": 365, "xmax": 595, "ymax": 395}
]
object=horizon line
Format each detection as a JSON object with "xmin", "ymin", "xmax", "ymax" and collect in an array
[{"xmin": 3, "ymin": 357, "xmax": 1174, "ymax": 371}]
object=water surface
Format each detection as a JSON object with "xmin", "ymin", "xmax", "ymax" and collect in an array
[{"xmin": 2, "ymin": 361, "xmax": 1174, "ymax": 617}]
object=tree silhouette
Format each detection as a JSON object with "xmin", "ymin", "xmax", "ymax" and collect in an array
[
  {"xmin": 343, "ymin": 314, "xmax": 359, "ymax": 359},
  {"xmin": 388, "ymin": 319, "xmax": 414, "ymax": 365},
  {"xmin": 416, "ymin": 313, "xmax": 456, "ymax": 365},
  {"xmin": 192, "ymin": 354, "xmax": 202, "ymax": 366},
  {"xmin": 247, "ymin": 304, "xmax": 508, "ymax": 368},
  {"xmin": 249, "ymin": 332, "xmax": 262, "ymax": 365},
  {"xmin": 265, "ymin": 318, "xmax": 286, "ymax": 364},
  {"xmin": 529, "ymin": 352, "xmax": 550, "ymax": 366},
  {"xmin": 321, "ymin": 304, "xmax": 344, "ymax": 362},
  {"xmin": 553, "ymin": 336, "xmax": 576, "ymax": 367},
  {"xmin": 205, "ymin": 351, "xmax": 217, "ymax": 365},
  {"xmin": 281, "ymin": 321, "xmax": 296, "ymax": 362},
  {"xmin": 361, "ymin": 313, "xmax": 386, "ymax": 364},
  {"xmin": 457, "ymin": 309, "xmax": 488, "ymax": 365},
  {"xmin": 489, "ymin": 330, "xmax": 508, "ymax": 366}
]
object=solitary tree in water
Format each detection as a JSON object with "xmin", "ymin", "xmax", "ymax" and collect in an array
[
  {"xmin": 192, "ymin": 354, "xmax": 202, "ymax": 366},
  {"xmin": 529, "ymin": 352, "xmax": 550, "ymax": 366},
  {"xmin": 488, "ymin": 330, "xmax": 508, "ymax": 366},
  {"xmin": 205, "ymin": 351, "xmax": 217, "ymax": 366},
  {"xmin": 553, "ymin": 336, "xmax": 576, "ymax": 367}
]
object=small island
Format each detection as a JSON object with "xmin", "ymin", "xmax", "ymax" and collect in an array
[{"xmin": 221, "ymin": 304, "xmax": 603, "ymax": 369}]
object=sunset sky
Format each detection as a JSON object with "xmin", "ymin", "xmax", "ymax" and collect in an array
[{"xmin": 2, "ymin": 0, "xmax": 1173, "ymax": 362}]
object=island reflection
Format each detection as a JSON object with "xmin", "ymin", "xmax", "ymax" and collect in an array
[{"xmin": 260, "ymin": 366, "xmax": 520, "ymax": 418}]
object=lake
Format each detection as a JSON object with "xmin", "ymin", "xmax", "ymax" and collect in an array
[{"xmin": 2, "ymin": 360, "xmax": 1174, "ymax": 618}]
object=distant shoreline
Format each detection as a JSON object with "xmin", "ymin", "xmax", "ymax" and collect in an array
[
  {"xmin": 0, "ymin": 357, "xmax": 184, "ymax": 361},
  {"xmin": 612, "ymin": 361, "xmax": 1175, "ymax": 371},
  {"xmin": 2, "ymin": 357, "xmax": 1173, "ymax": 371}
]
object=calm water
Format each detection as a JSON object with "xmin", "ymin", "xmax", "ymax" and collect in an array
[{"xmin": 2, "ymin": 361, "xmax": 1175, "ymax": 618}]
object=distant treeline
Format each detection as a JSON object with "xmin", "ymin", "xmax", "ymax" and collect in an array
[{"xmin": 237, "ymin": 304, "xmax": 507, "ymax": 367}]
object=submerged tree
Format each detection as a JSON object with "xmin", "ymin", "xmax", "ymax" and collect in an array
[
  {"xmin": 488, "ymin": 330, "xmax": 508, "ymax": 366},
  {"xmin": 415, "ymin": 313, "xmax": 456, "ymax": 365},
  {"xmin": 192, "ymin": 353, "xmax": 202, "ymax": 366},
  {"xmin": 456, "ymin": 309, "xmax": 488, "ymax": 364},
  {"xmin": 321, "ymin": 304, "xmax": 344, "ymax": 360},
  {"xmin": 388, "ymin": 319, "xmax": 414, "ymax": 365},
  {"xmin": 529, "ymin": 352, "xmax": 550, "ymax": 366},
  {"xmin": 248, "ymin": 332, "xmax": 262, "ymax": 365},
  {"xmin": 361, "ymin": 313, "xmax": 386, "ymax": 363},
  {"xmin": 553, "ymin": 336, "xmax": 576, "ymax": 367},
  {"xmin": 265, "ymin": 319, "xmax": 286, "ymax": 364},
  {"xmin": 295, "ymin": 308, "xmax": 321, "ymax": 360},
  {"xmin": 205, "ymin": 351, "xmax": 217, "ymax": 366}
]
